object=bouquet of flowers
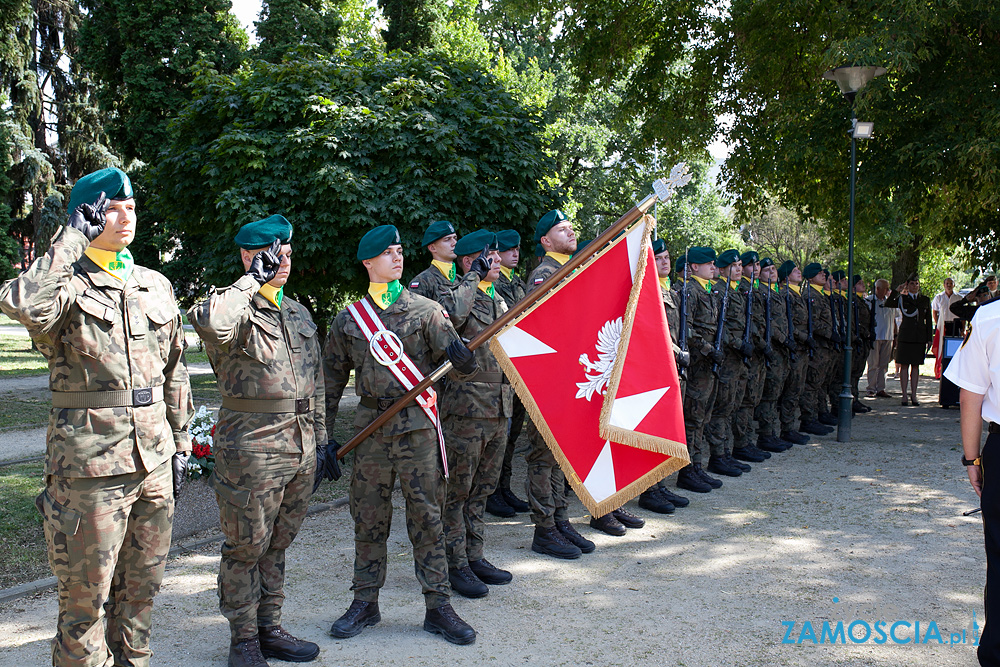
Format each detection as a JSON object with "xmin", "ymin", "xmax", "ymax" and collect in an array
[{"xmin": 188, "ymin": 405, "xmax": 216, "ymax": 479}]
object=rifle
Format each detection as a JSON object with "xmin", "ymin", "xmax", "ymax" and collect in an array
[
  {"xmin": 853, "ymin": 293, "xmax": 861, "ymax": 343},
  {"xmin": 837, "ymin": 293, "xmax": 847, "ymax": 348},
  {"xmin": 828, "ymin": 292, "xmax": 842, "ymax": 351},
  {"xmin": 676, "ymin": 250, "xmax": 690, "ymax": 380},
  {"xmin": 783, "ymin": 282, "xmax": 797, "ymax": 363},
  {"xmin": 741, "ymin": 274, "xmax": 753, "ymax": 368},
  {"xmin": 711, "ymin": 271, "xmax": 730, "ymax": 378},
  {"xmin": 764, "ymin": 273, "xmax": 773, "ymax": 368},
  {"xmin": 805, "ymin": 284, "xmax": 816, "ymax": 360}
]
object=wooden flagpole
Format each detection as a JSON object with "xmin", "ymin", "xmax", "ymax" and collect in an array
[{"xmin": 334, "ymin": 188, "xmax": 662, "ymax": 461}]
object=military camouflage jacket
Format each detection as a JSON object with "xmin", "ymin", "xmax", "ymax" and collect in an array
[
  {"xmin": 804, "ymin": 283, "xmax": 834, "ymax": 343},
  {"xmin": 760, "ymin": 282, "xmax": 788, "ymax": 348},
  {"xmin": 852, "ymin": 292, "xmax": 873, "ymax": 345},
  {"xmin": 739, "ymin": 277, "xmax": 767, "ymax": 352},
  {"xmin": 188, "ymin": 274, "xmax": 326, "ymax": 454},
  {"xmin": 712, "ymin": 278, "xmax": 747, "ymax": 354},
  {"xmin": 495, "ymin": 269, "xmax": 526, "ymax": 308},
  {"xmin": 408, "ymin": 264, "xmax": 455, "ymax": 303},
  {"xmin": 0, "ymin": 226, "xmax": 193, "ymax": 477},
  {"xmin": 527, "ymin": 255, "xmax": 566, "ymax": 295},
  {"xmin": 662, "ymin": 285, "xmax": 683, "ymax": 355},
  {"xmin": 683, "ymin": 278, "xmax": 718, "ymax": 361},
  {"xmin": 439, "ymin": 272, "xmax": 513, "ymax": 419},
  {"xmin": 325, "ymin": 288, "xmax": 460, "ymax": 437},
  {"xmin": 783, "ymin": 284, "xmax": 810, "ymax": 347}
]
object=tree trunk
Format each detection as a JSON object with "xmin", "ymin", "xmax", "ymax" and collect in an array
[{"xmin": 891, "ymin": 234, "xmax": 921, "ymax": 287}]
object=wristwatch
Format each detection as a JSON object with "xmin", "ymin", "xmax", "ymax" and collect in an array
[{"xmin": 963, "ymin": 455, "xmax": 982, "ymax": 466}]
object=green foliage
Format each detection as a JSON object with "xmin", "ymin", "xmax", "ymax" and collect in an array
[
  {"xmin": 255, "ymin": 0, "xmax": 343, "ymax": 62},
  {"xmin": 379, "ymin": 0, "xmax": 447, "ymax": 52},
  {"xmin": 150, "ymin": 50, "xmax": 558, "ymax": 324}
]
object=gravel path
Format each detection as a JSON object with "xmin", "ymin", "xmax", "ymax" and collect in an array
[{"xmin": 0, "ymin": 381, "xmax": 987, "ymax": 666}]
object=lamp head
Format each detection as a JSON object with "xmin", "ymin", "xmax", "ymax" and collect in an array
[{"xmin": 823, "ymin": 65, "xmax": 887, "ymax": 103}]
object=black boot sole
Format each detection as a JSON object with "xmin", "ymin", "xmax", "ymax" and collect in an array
[
  {"xmin": 261, "ymin": 644, "xmax": 321, "ymax": 663},
  {"xmin": 423, "ymin": 621, "xmax": 477, "ymax": 645},
  {"xmin": 530, "ymin": 542, "xmax": 581, "ymax": 559},
  {"xmin": 329, "ymin": 612, "xmax": 381, "ymax": 638}
]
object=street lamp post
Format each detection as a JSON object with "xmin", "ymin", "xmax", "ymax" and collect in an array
[{"xmin": 822, "ymin": 65, "xmax": 886, "ymax": 442}]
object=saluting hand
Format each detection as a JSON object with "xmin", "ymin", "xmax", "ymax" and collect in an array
[
  {"xmin": 67, "ymin": 192, "xmax": 109, "ymax": 241},
  {"xmin": 246, "ymin": 239, "xmax": 282, "ymax": 285},
  {"xmin": 469, "ymin": 246, "xmax": 492, "ymax": 281}
]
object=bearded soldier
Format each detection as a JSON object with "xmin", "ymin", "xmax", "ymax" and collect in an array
[
  {"xmin": 324, "ymin": 225, "xmax": 479, "ymax": 645},
  {"xmin": 188, "ymin": 215, "xmax": 324, "ymax": 667},
  {"xmin": 1, "ymin": 167, "xmax": 193, "ymax": 667}
]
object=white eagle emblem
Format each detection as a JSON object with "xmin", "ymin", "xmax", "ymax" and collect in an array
[{"xmin": 576, "ymin": 318, "xmax": 622, "ymax": 401}]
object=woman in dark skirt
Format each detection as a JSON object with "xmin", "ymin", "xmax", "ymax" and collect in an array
[{"xmin": 886, "ymin": 275, "xmax": 933, "ymax": 405}]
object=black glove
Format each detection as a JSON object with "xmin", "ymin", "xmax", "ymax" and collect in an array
[
  {"xmin": 67, "ymin": 192, "xmax": 109, "ymax": 241},
  {"xmin": 468, "ymin": 246, "xmax": 492, "ymax": 281},
  {"xmin": 710, "ymin": 348, "xmax": 725, "ymax": 365},
  {"xmin": 246, "ymin": 238, "xmax": 282, "ymax": 285},
  {"xmin": 739, "ymin": 341, "xmax": 754, "ymax": 358},
  {"xmin": 446, "ymin": 339, "xmax": 478, "ymax": 374},
  {"xmin": 675, "ymin": 349, "xmax": 690, "ymax": 369},
  {"xmin": 313, "ymin": 440, "xmax": 344, "ymax": 492},
  {"xmin": 783, "ymin": 338, "xmax": 798, "ymax": 352},
  {"xmin": 172, "ymin": 452, "xmax": 189, "ymax": 499}
]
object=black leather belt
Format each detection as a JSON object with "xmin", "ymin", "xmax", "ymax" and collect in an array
[{"xmin": 360, "ymin": 396, "xmax": 398, "ymax": 411}]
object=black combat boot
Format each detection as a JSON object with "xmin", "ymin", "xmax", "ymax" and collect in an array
[
  {"xmin": 726, "ymin": 454, "xmax": 751, "ymax": 472},
  {"xmin": 658, "ymin": 486, "xmax": 689, "ymax": 507},
  {"xmin": 638, "ymin": 488, "xmax": 675, "ymax": 514},
  {"xmin": 449, "ymin": 566, "xmax": 488, "ymax": 598},
  {"xmin": 758, "ymin": 435, "xmax": 792, "ymax": 452},
  {"xmin": 781, "ymin": 430, "xmax": 809, "ymax": 445},
  {"xmin": 676, "ymin": 464, "xmax": 712, "ymax": 493},
  {"xmin": 469, "ymin": 558, "xmax": 512, "ymax": 585},
  {"xmin": 818, "ymin": 412, "xmax": 838, "ymax": 426},
  {"xmin": 612, "ymin": 507, "xmax": 645, "ymax": 528},
  {"xmin": 485, "ymin": 491, "xmax": 516, "ymax": 518},
  {"xmin": 733, "ymin": 445, "xmax": 767, "ymax": 462},
  {"xmin": 590, "ymin": 513, "xmax": 626, "ymax": 536},
  {"xmin": 424, "ymin": 604, "xmax": 476, "ymax": 645},
  {"xmin": 329, "ymin": 600, "xmax": 381, "ymax": 638},
  {"xmin": 228, "ymin": 637, "xmax": 269, "ymax": 667},
  {"xmin": 258, "ymin": 626, "xmax": 319, "ymax": 663},
  {"xmin": 501, "ymin": 487, "xmax": 530, "ymax": 512},
  {"xmin": 695, "ymin": 463, "xmax": 723, "ymax": 489},
  {"xmin": 799, "ymin": 420, "xmax": 833, "ymax": 435},
  {"xmin": 531, "ymin": 525, "xmax": 582, "ymax": 559},
  {"xmin": 707, "ymin": 455, "xmax": 743, "ymax": 477},
  {"xmin": 556, "ymin": 520, "xmax": 596, "ymax": 553},
  {"xmin": 852, "ymin": 400, "xmax": 871, "ymax": 413}
]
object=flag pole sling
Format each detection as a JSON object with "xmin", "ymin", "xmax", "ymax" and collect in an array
[{"xmin": 335, "ymin": 193, "xmax": 661, "ymax": 461}]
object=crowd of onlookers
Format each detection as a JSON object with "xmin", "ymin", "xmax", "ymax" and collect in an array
[{"xmin": 864, "ymin": 274, "xmax": 997, "ymax": 401}]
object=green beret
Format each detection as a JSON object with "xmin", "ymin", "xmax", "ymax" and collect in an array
[
  {"xmin": 357, "ymin": 224, "xmax": 401, "ymax": 261},
  {"xmin": 760, "ymin": 257, "xmax": 775, "ymax": 269},
  {"xmin": 534, "ymin": 209, "xmax": 567, "ymax": 243},
  {"xmin": 803, "ymin": 262, "xmax": 823, "ymax": 279},
  {"xmin": 496, "ymin": 229, "xmax": 521, "ymax": 251},
  {"xmin": 674, "ymin": 256, "xmax": 686, "ymax": 273},
  {"xmin": 778, "ymin": 260, "xmax": 796, "ymax": 281},
  {"xmin": 652, "ymin": 238, "xmax": 667, "ymax": 256},
  {"xmin": 68, "ymin": 167, "xmax": 133, "ymax": 212},
  {"xmin": 831, "ymin": 270, "xmax": 846, "ymax": 281},
  {"xmin": 686, "ymin": 246, "xmax": 716, "ymax": 265},
  {"xmin": 454, "ymin": 229, "xmax": 498, "ymax": 256},
  {"xmin": 740, "ymin": 251, "xmax": 759, "ymax": 266},
  {"xmin": 235, "ymin": 214, "xmax": 293, "ymax": 250},
  {"xmin": 421, "ymin": 220, "xmax": 456, "ymax": 247},
  {"xmin": 715, "ymin": 249, "xmax": 740, "ymax": 268},
  {"xmin": 853, "ymin": 274, "xmax": 862, "ymax": 286}
]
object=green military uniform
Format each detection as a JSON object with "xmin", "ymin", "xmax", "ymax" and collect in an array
[
  {"xmin": 705, "ymin": 253, "xmax": 748, "ymax": 472},
  {"xmin": 492, "ymin": 255, "xmax": 528, "ymax": 501},
  {"xmin": 801, "ymin": 269, "xmax": 835, "ymax": 425},
  {"xmin": 754, "ymin": 267, "xmax": 790, "ymax": 443},
  {"xmin": 439, "ymin": 248, "xmax": 513, "ymax": 582},
  {"xmin": 825, "ymin": 276, "xmax": 848, "ymax": 414},
  {"xmin": 732, "ymin": 267, "xmax": 766, "ymax": 454},
  {"xmin": 850, "ymin": 279, "xmax": 873, "ymax": 404},
  {"xmin": 408, "ymin": 220, "xmax": 458, "ymax": 302},
  {"xmin": 0, "ymin": 167, "xmax": 193, "ymax": 667},
  {"xmin": 188, "ymin": 217, "xmax": 324, "ymax": 647},
  {"xmin": 779, "ymin": 279, "xmax": 810, "ymax": 435},
  {"xmin": 325, "ymin": 281, "xmax": 460, "ymax": 609}
]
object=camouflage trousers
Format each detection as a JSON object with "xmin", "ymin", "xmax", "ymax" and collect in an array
[
  {"xmin": 706, "ymin": 352, "xmax": 748, "ymax": 457},
  {"xmin": 349, "ymin": 427, "xmax": 449, "ymax": 609},
  {"xmin": 498, "ymin": 393, "xmax": 526, "ymax": 490},
  {"xmin": 733, "ymin": 355, "xmax": 764, "ymax": 450},
  {"xmin": 37, "ymin": 458, "xmax": 173, "ymax": 667},
  {"xmin": 826, "ymin": 348, "xmax": 845, "ymax": 411},
  {"xmin": 780, "ymin": 348, "xmax": 807, "ymax": 431},
  {"xmin": 801, "ymin": 345, "xmax": 833, "ymax": 422},
  {"xmin": 851, "ymin": 342, "xmax": 871, "ymax": 398},
  {"xmin": 682, "ymin": 359, "xmax": 717, "ymax": 465},
  {"xmin": 653, "ymin": 372, "xmax": 686, "ymax": 489},
  {"xmin": 442, "ymin": 415, "xmax": 507, "ymax": 568},
  {"xmin": 212, "ymin": 447, "xmax": 313, "ymax": 641},
  {"xmin": 756, "ymin": 350, "xmax": 790, "ymax": 438},
  {"xmin": 525, "ymin": 419, "xmax": 568, "ymax": 529}
]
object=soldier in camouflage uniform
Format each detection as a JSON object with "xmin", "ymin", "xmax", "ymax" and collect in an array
[
  {"xmin": 525, "ymin": 210, "xmax": 597, "ymax": 557},
  {"xmin": 705, "ymin": 249, "xmax": 751, "ymax": 478},
  {"xmin": 324, "ymin": 225, "xmax": 479, "ymax": 645},
  {"xmin": 636, "ymin": 238, "xmax": 689, "ymax": 514},
  {"xmin": 408, "ymin": 220, "xmax": 459, "ymax": 301},
  {"xmin": 775, "ymin": 262, "xmax": 812, "ymax": 445},
  {"xmin": 0, "ymin": 167, "xmax": 193, "ymax": 667},
  {"xmin": 824, "ymin": 270, "xmax": 849, "ymax": 422},
  {"xmin": 800, "ymin": 263, "xmax": 837, "ymax": 435},
  {"xmin": 676, "ymin": 247, "xmax": 723, "ymax": 494},
  {"xmin": 732, "ymin": 251, "xmax": 767, "ymax": 465},
  {"xmin": 750, "ymin": 258, "xmax": 794, "ymax": 455},
  {"xmin": 187, "ymin": 215, "xmax": 323, "ymax": 667},
  {"xmin": 486, "ymin": 228, "xmax": 531, "ymax": 518},
  {"xmin": 438, "ymin": 230, "xmax": 514, "ymax": 598},
  {"xmin": 850, "ymin": 275, "xmax": 874, "ymax": 413}
]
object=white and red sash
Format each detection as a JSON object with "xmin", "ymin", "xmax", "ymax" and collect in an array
[{"xmin": 347, "ymin": 296, "xmax": 449, "ymax": 477}]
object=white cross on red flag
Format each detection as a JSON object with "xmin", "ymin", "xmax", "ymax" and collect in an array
[{"xmin": 489, "ymin": 215, "xmax": 689, "ymax": 517}]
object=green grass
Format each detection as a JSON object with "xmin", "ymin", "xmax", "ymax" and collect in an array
[
  {"xmin": 0, "ymin": 313, "xmax": 19, "ymax": 326},
  {"xmin": 0, "ymin": 462, "xmax": 48, "ymax": 589},
  {"xmin": 0, "ymin": 394, "xmax": 50, "ymax": 429},
  {"xmin": 0, "ymin": 333, "xmax": 47, "ymax": 378},
  {"xmin": 184, "ymin": 346, "xmax": 209, "ymax": 366}
]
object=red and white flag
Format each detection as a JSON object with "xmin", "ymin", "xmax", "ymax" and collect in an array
[{"xmin": 489, "ymin": 215, "xmax": 688, "ymax": 517}]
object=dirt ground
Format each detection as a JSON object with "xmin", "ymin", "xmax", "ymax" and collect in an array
[{"xmin": 0, "ymin": 379, "xmax": 987, "ymax": 667}]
